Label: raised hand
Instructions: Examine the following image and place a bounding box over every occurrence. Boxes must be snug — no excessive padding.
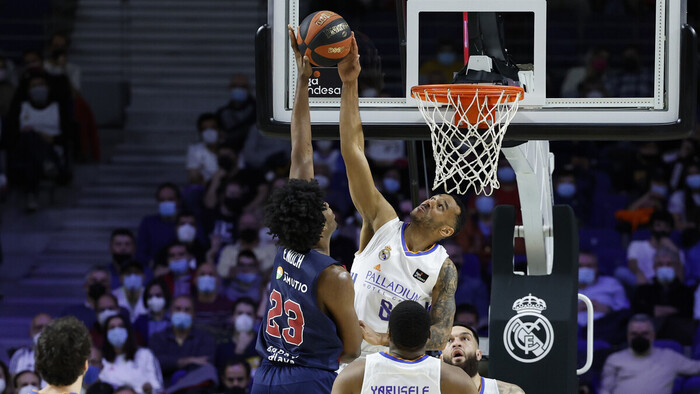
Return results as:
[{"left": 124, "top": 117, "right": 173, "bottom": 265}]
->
[
  {"left": 288, "top": 25, "right": 313, "bottom": 80},
  {"left": 337, "top": 33, "right": 361, "bottom": 83}
]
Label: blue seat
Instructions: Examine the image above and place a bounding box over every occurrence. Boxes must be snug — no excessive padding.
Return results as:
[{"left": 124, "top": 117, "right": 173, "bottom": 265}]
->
[
  {"left": 595, "top": 248, "right": 627, "bottom": 276},
  {"left": 580, "top": 228, "right": 623, "bottom": 250},
  {"left": 682, "top": 376, "right": 700, "bottom": 392},
  {"left": 655, "top": 339, "right": 683, "bottom": 354},
  {"left": 459, "top": 253, "right": 481, "bottom": 279}
]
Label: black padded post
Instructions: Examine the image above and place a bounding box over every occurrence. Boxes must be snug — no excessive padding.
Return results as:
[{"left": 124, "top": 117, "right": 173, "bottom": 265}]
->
[{"left": 488, "top": 205, "right": 579, "bottom": 394}]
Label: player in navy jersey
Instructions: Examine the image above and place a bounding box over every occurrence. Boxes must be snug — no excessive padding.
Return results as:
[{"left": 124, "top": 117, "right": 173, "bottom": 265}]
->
[{"left": 251, "top": 25, "right": 362, "bottom": 394}]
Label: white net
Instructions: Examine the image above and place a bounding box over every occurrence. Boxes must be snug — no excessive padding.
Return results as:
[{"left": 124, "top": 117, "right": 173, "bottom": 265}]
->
[{"left": 413, "top": 86, "right": 522, "bottom": 195}]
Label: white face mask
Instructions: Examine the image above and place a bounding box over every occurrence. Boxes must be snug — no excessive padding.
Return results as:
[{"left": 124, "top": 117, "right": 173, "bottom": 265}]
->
[
  {"left": 18, "top": 385, "right": 39, "bottom": 394},
  {"left": 32, "top": 332, "right": 41, "bottom": 345},
  {"left": 0, "top": 378, "right": 6, "bottom": 393},
  {"left": 201, "top": 128, "right": 219, "bottom": 145},
  {"left": 234, "top": 314, "right": 254, "bottom": 332},
  {"left": 177, "top": 223, "right": 196, "bottom": 243},
  {"left": 147, "top": 296, "right": 166, "bottom": 313},
  {"left": 97, "top": 309, "right": 119, "bottom": 326}
]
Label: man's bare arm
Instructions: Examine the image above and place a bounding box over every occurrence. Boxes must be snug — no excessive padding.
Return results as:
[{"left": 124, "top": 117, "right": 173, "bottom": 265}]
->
[
  {"left": 337, "top": 34, "right": 396, "bottom": 240},
  {"left": 425, "top": 258, "right": 457, "bottom": 350},
  {"left": 331, "top": 359, "right": 366, "bottom": 394},
  {"left": 287, "top": 25, "right": 314, "bottom": 181},
  {"left": 496, "top": 380, "right": 526, "bottom": 394},
  {"left": 318, "top": 265, "right": 362, "bottom": 363}
]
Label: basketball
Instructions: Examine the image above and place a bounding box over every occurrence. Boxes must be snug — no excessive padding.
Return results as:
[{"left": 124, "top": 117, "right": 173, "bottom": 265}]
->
[{"left": 297, "top": 11, "right": 352, "bottom": 67}]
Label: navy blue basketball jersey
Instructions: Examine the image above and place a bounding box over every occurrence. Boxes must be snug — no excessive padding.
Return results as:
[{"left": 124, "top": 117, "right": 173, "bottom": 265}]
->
[{"left": 256, "top": 247, "right": 344, "bottom": 371}]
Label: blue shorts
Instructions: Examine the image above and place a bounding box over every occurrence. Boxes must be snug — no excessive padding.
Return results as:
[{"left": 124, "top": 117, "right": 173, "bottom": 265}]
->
[{"left": 251, "top": 360, "right": 337, "bottom": 394}]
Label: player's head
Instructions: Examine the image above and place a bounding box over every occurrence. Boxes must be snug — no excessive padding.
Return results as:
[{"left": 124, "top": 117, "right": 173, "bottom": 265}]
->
[
  {"left": 263, "top": 178, "right": 336, "bottom": 252},
  {"left": 35, "top": 316, "right": 92, "bottom": 387},
  {"left": 442, "top": 324, "right": 481, "bottom": 377},
  {"left": 388, "top": 300, "right": 431, "bottom": 352},
  {"left": 410, "top": 194, "right": 466, "bottom": 240}
]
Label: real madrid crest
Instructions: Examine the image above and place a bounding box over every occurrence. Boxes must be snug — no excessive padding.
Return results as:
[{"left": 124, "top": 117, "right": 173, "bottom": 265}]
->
[
  {"left": 503, "top": 293, "right": 554, "bottom": 363},
  {"left": 378, "top": 246, "right": 391, "bottom": 261}
]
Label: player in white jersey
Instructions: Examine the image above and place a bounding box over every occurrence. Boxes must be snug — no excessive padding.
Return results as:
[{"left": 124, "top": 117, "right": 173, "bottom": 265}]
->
[
  {"left": 332, "top": 301, "right": 475, "bottom": 394},
  {"left": 442, "top": 324, "right": 525, "bottom": 394},
  {"left": 337, "top": 35, "right": 468, "bottom": 356}
]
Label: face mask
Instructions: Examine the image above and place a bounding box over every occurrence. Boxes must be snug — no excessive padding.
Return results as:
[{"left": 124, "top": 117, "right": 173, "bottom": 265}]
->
[
  {"left": 230, "top": 87, "right": 248, "bottom": 102},
  {"left": 83, "top": 365, "right": 100, "bottom": 386},
  {"left": 383, "top": 178, "right": 400, "bottom": 193},
  {"left": 630, "top": 336, "right": 650, "bottom": 354},
  {"left": 437, "top": 52, "right": 456, "bottom": 66},
  {"left": 107, "top": 327, "right": 128, "bottom": 348},
  {"left": 686, "top": 174, "right": 700, "bottom": 190},
  {"left": 123, "top": 274, "right": 143, "bottom": 291},
  {"left": 147, "top": 296, "right": 166, "bottom": 313},
  {"left": 239, "top": 228, "right": 258, "bottom": 244},
  {"left": 177, "top": 223, "right": 196, "bottom": 243},
  {"left": 0, "top": 378, "right": 5, "bottom": 393},
  {"left": 18, "top": 385, "right": 39, "bottom": 394},
  {"left": 88, "top": 282, "right": 107, "bottom": 301},
  {"left": 650, "top": 184, "right": 668, "bottom": 196},
  {"left": 218, "top": 156, "right": 235, "bottom": 172},
  {"left": 158, "top": 201, "right": 177, "bottom": 217},
  {"left": 171, "top": 312, "right": 193, "bottom": 330},
  {"left": 197, "top": 275, "right": 217, "bottom": 293},
  {"left": 32, "top": 332, "right": 41, "bottom": 345},
  {"left": 201, "top": 128, "right": 219, "bottom": 145},
  {"left": 497, "top": 167, "right": 516, "bottom": 183},
  {"left": 315, "top": 174, "right": 329, "bottom": 189},
  {"left": 316, "top": 140, "right": 333, "bottom": 151},
  {"left": 169, "top": 259, "right": 189, "bottom": 275},
  {"left": 475, "top": 196, "right": 495, "bottom": 214},
  {"left": 98, "top": 309, "right": 119, "bottom": 326},
  {"left": 361, "top": 87, "right": 379, "bottom": 97},
  {"left": 578, "top": 267, "right": 596, "bottom": 285},
  {"left": 113, "top": 253, "right": 132, "bottom": 264},
  {"left": 656, "top": 266, "right": 675, "bottom": 283},
  {"left": 224, "top": 197, "right": 240, "bottom": 212},
  {"left": 234, "top": 314, "right": 254, "bottom": 332},
  {"left": 651, "top": 229, "right": 670, "bottom": 240},
  {"left": 557, "top": 182, "right": 576, "bottom": 198},
  {"left": 29, "top": 85, "right": 48, "bottom": 105},
  {"left": 237, "top": 273, "right": 259, "bottom": 284}
]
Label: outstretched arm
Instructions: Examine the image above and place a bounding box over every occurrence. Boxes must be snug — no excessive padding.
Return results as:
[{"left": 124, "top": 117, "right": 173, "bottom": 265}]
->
[
  {"left": 288, "top": 25, "right": 314, "bottom": 181},
  {"left": 337, "top": 34, "right": 396, "bottom": 240},
  {"left": 425, "top": 258, "right": 457, "bottom": 350}
]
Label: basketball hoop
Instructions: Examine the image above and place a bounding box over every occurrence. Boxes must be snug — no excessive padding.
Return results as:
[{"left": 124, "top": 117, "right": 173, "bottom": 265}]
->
[{"left": 411, "top": 84, "right": 524, "bottom": 196}]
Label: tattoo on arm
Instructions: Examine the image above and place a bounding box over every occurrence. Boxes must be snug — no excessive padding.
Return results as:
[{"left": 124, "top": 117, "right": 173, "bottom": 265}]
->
[
  {"left": 497, "top": 381, "right": 525, "bottom": 394},
  {"left": 425, "top": 259, "right": 457, "bottom": 350}
]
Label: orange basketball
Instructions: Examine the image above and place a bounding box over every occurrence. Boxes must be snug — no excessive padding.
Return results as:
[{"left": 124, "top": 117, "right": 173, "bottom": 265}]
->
[{"left": 297, "top": 11, "right": 352, "bottom": 67}]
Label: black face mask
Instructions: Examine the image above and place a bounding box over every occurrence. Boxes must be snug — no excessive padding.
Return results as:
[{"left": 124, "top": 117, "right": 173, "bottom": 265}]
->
[
  {"left": 651, "top": 230, "right": 670, "bottom": 240},
  {"left": 113, "top": 253, "right": 132, "bottom": 264},
  {"left": 630, "top": 336, "right": 651, "bottom": 354},
  {"left": 88, "top": 283, "right": 107, "bottom": 301},
  {"left": 218, "top": 156, "right": 235, "bottom": 172},
  {"left": 239, "top": 228, "right": 258, "bottom": 244},
  {"left": 224, "top": 197, "right": 240, "bottom": 212}
]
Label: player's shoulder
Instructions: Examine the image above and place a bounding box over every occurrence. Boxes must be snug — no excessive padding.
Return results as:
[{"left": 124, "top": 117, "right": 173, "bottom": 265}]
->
[
  {"left": 337, "top": 358, "right": 367, "bottom": 384},
  {"left": 440, "top": 363, "right": 472, "bottom": 393},
  {"left": 494, "top": 378, "right": 526, "bottom": 394}
]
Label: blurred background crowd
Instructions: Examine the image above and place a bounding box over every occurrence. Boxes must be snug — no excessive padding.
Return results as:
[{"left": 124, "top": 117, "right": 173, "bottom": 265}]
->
[{"left": 0, "top": 0, "right": 698, "bottom": 394}]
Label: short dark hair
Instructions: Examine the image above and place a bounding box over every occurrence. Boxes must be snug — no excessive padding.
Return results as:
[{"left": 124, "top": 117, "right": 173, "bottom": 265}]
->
[
  {"left": 119, "top": 261, "right": 144, "bottom": 276},
  {"left": 263, "top": 179, "right": 326, "bottom": 252},
  {"left": 110, "top": 228, "right": 135, "bottom": 243},
  {"left": 13, "top": 370, "right": 39, "bottom": 389},
  {"left": 649, "top": 209, "right": 673, "bottom": 227},
  {"left": 102, "top": 315, "right": 137, "bottom": 362},
  {"left": 454, "top": 303, "right": 479, "bottom": 322},
  {"left": 35, "top": 316, "right": 91, "bottom": 386},
  {"left": 232, "top": 297, "right": 257, "bottom": 313},
  {"left": 452, "top": 322, "right": 480, "bottom": 345},
  {"left": 114, "top": 386, "right": 136, "bottom": 394},
  {"left": 388, "top": 300, "right": 431, "bottom": 350},
  {"left": 86, "top": 382, "right": 115, "bottom": 394},
  {"left": 222, "top": 358, "right": 252, "bottom": 377},
  {"left": 141, "top": 278, "right": 172, "bottom": 310},
  {"left": 155, "top": 182, "right": 181, "bottom": 201},
  {"left": 448, "top": 194, "right": 467, "bottom": 237},
  {"left": 197, "top": 113, "right": 218, "bottom": 131},
  {"left": 237, "top": 249, "right": 258, "bottom": 262}
]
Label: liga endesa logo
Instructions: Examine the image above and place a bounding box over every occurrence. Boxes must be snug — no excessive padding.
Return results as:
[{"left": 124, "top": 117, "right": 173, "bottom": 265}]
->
[{"left": 308, "top": 69, "right": 342, "bottom": 96}]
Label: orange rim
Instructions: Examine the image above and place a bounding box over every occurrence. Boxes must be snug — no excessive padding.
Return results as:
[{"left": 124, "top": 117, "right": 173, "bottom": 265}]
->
[{"left": 411, "top": 84, "right": 524, "bottom": 106}]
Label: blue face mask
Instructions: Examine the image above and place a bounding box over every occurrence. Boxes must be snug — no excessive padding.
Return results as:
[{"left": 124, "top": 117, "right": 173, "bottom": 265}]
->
[
  {"left": 238, "top": 273, "right": 259, "bottom": 284},
  {"left": 437, "top": 52, "right": 456, "bottom": 66},
  {"left": 578, "top": 267, "right": 596, "bottom": 285},
  {"left": 230, "top": 88, "right": 248, "bottom": 103},
  {"left": 656, "top": 266, "right": 675, "bottom": 283},
  {"left": 497, "top": 167, "right": 516, "bottom": 183},
  {"left": 557, "top": 182, "right": 576, "bottom": 198},
  {"left": 383, "top": 178, "right": 401, "bottom": 193},
  {"left": 197, "top": 275, "right": 217, "bottom": 293},
  {"left": 83, "top": 365, "right": 100, "bottom": 386},
  {"left": 159, "top": 201, "right": 177, "bottom": 217},
  {"left": 171, "top": 312, "right": 193, "bottom": 330},
  {"left": 169, "top": 259, "right": 189, "bottom": 275},
  {"left": 686, "top": 174, "right": 700, "bottom": 190},
  {"left": 123, "top": 274, "right": 143, "bottom": 291},
  {"left": 475, "top": 196, "right": 495, "bottom": 214},
  {"left": 650, "top": 184, "right": 668, "bottom": 196},
  {"left": 107, "top": 327, "right": 128, "bottom": 348}
]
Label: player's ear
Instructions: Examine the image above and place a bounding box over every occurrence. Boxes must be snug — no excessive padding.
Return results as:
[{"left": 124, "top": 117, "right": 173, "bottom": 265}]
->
[
  {"left": 476, "top": 349, "right": 482, "bottom": 361},
  {"left": 84, "top": 359, "right": 89, "bottom": 374},
  {"left": 439, "top": 225, "right": 454, "bottom": 238}
]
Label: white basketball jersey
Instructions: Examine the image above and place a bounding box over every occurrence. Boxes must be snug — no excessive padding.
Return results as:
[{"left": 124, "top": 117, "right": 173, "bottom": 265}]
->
[
  {"left": 361, "top": 352, "right": 442, "bottom": 394},
  {"left": 351, "top": 218, "right": 448, "bottom": 355},
  {"left": 481, "top": 377, "right": 500, "bottom": 394}
]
